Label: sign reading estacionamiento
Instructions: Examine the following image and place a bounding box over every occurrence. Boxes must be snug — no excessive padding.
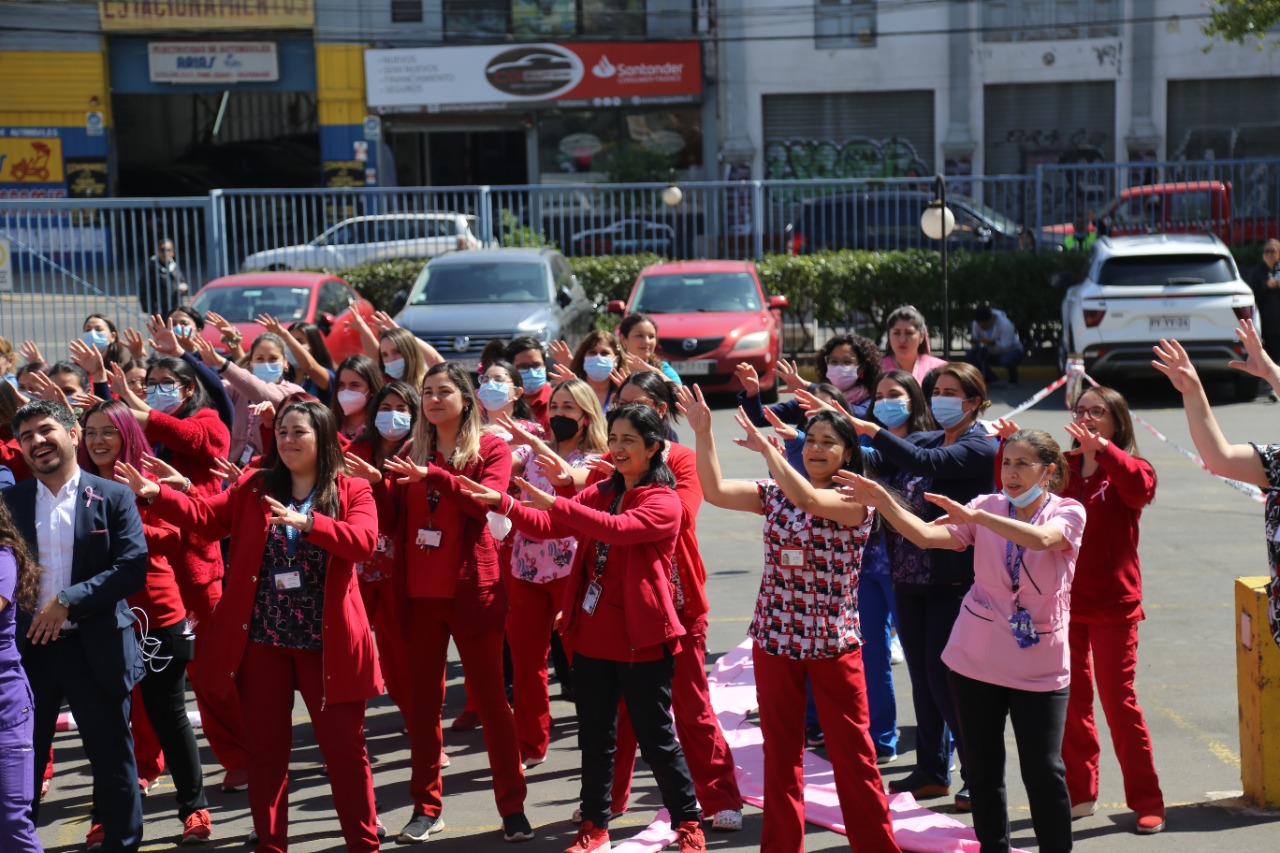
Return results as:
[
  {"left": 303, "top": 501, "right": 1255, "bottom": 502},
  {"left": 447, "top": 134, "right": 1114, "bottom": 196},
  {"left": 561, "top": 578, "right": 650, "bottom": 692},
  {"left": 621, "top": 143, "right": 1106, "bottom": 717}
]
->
[{"left": 99, "top": 1, "right": 314, "bottom": 31}]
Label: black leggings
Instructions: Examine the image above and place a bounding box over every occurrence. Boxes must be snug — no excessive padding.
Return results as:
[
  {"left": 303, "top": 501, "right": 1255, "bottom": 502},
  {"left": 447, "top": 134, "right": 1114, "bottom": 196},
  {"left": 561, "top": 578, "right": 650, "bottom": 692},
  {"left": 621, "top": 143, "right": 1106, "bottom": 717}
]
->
[{"left": 138, "top": 621, "right": 207, "bottom": 820}]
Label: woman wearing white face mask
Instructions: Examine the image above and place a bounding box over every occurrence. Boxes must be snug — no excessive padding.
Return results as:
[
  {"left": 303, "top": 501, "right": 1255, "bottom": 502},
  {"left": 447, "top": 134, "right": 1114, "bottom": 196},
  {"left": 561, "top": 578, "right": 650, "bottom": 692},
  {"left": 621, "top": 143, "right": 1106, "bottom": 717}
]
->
[
  {"left": 343, "top": 380, "right": 420, "bottom": 734},
  {"left": 379, "top": 328, "right": 428, "bottom": 390},
  {"left": 844, "top": 430, "right": 1085, "bottom": 853},
  {"left": 739, "top": 335, "right": 882, "bottom": 431},
  {"left": 81, "top": 313, "right": 128, "bottom": 370},
  {"left": 477, "top": 361, "right": 544, "bottom": 440},
  {"left": 330, "top": 355, "right": 384, "bottom": 442},
  {"left": 191, "top": 332, "right": 304, "bottom": 466},
  {"left": 843, "top": 362, "right": 996, "bottom": 812}
]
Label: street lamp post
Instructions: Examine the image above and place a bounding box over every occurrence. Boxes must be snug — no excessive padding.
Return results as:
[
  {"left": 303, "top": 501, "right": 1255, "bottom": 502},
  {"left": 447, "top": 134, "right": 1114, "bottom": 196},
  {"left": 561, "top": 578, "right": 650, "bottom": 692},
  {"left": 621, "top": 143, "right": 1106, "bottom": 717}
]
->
[{"left": 920, "top": 174, "right": 956, "bottom": 359}]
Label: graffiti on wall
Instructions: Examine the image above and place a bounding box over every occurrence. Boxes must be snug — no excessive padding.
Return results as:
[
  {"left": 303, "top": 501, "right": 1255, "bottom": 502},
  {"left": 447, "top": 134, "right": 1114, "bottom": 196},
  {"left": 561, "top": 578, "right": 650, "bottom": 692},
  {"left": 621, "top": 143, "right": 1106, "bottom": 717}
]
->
[{"left": 764, "top": 137, "right": 931, "bottom": 181}]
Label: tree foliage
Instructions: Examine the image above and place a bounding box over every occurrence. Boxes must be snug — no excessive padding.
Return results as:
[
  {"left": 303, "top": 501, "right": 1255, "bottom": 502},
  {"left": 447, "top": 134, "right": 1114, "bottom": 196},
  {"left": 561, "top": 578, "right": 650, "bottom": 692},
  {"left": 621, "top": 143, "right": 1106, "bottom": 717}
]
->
[{"left": 1203, "top": 0, "right": 1280, "bottom": 46}]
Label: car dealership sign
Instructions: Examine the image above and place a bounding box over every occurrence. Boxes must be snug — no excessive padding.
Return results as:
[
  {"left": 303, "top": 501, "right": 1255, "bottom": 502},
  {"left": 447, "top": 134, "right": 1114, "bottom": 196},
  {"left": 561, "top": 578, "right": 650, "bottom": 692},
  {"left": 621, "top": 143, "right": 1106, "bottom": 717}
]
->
[{"left": 365, "top": 42, "right": 702, "bottom": 113}]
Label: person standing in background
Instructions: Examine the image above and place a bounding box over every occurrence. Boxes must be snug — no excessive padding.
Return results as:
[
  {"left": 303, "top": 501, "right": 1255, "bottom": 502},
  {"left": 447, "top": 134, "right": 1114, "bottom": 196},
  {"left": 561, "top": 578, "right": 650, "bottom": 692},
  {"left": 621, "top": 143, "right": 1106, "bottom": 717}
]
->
[
  {"left": 138, "top": 238, "right": 188, "bottom": 319},
  {"left": 1246, "top": 240, "right": 1280, "bottom": 399}
]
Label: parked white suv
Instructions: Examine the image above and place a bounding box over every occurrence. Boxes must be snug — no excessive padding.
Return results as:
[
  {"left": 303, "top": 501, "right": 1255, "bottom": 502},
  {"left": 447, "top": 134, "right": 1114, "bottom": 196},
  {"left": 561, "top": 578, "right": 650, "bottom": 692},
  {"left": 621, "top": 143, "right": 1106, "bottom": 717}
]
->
[
  {"left": 1058, "top": 234, "right": 1257, "bottom": 400},
  {"left": 240, "top": 213, "right": 479, "bottom": 271}
]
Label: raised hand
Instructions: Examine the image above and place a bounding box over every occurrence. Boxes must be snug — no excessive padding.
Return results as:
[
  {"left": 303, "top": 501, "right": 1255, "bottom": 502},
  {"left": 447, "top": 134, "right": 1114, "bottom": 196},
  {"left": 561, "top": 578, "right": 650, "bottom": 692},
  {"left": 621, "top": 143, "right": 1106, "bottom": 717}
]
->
[
  {"left": 255, "top": 313, "right": 287, "bottom": 338},
  {"left": 248, "top": 400, "right": 276, "bottom": 427},
  {"left": 191, "top": 333, "right": 225, "bottom": 369},
  {"left": 731, "top": 407, "right": 771, "bottom": 454},
  {"left": 776, "top": 358, "right": 806, "bottom": 394},
  {"left": 1228, "top": 318, "right": 1278, "bottom": 380},
  {"left": 19, "top": 340, "right": 44, "bottom": 365},
  {"left": 109, "top": 363, "right": 147, "bottom": 412},
  {"left": 140, "top": 454, "right": 187, "bottom": 489},
  {"left": 146, "top": 314, "right": 181, "bottom": 357},
  {"left": 122, "top": 327, "right": 147, "bottom": 360},
  {"left": 1064, "top": 420, "right": 1108, "bottom": 455},
  {"left": 608, "top": 367, "right": 629, "bottom": 387},
  {"left": 343, "top": 451, "right": 383, "bottom": 483},
  {"left": 113, "top": 460, "right": 160, "bottom": 501},
  {"left": 204, "top": 310, "right": 234, "bottom": 335},
  {"left": 25, "top": 371, "right": 71, "bottom": 411},
  {"left": 923, "top": 491, "right": 973, "bottom": 524},
  {"left": 624, "top": 352, "right": 657, "bottom": 374},
  {"left": 263, "top": 496, "right": 311, "bottom": 531},
  {"left": 549, "top": 363, "right": 577, "bottom": 384},
  {"left": 674, "top": 383, "right": 712, "bottom": 434},
  {"left": 534, "top": 450, "right": 574, "bottom": 488},
  {"left": 795, "top": 387, "right": 839, "bottom": 417},
  {"left": 384, "top": 454, "right": 429, "bottom": 484},
  {"left": 547, "top": 339, "right": 573, "bottom": 367},
  {"left": 371, "top": 311, "right": 399, "bottom": 333},
  {"left": 70, "top": 392, "right": 105, "bottom": 411},
  {"left": 494, "top": 412, "right": 541, "bottom": 448},
  {"left": 734, "top": 362, "right": 760, "bottom": 397},
  {"left": 1151, "top": 338, "right": 1201, "bottom": 395},
  {"left": 456, "top": 474, "right": 504, "bottom": 507},
  {"left": 992, "top": 417, "right": 1021, "bottom": 441},
  {"left": 68, "top": 337, "right": 107, "bottom": 382},
  {"left": 833, "top": 471, "right": 886, "bottom": 508},
  {"left": 761, "top": 406, "right": 798, "bottom": 442},
  {"left": 210, "top": 457, "right": 244, "bottom": 483},
  {"left": 586, "top": 457, "right": 616, "bottom": 480},
  {"left": 513, "top": 475, "right": 556, "bottom": 510}
]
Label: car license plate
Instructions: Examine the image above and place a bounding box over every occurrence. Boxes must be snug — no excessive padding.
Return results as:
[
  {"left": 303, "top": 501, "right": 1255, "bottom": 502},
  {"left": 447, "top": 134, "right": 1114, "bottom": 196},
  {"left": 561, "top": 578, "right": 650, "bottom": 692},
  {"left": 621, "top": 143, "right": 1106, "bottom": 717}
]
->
[
  {"left": 1149, "top": 316, "right": 1190, "bottom": 333},
  {"left": 670, "top": 360, "right": 714, "bottom": 376}
]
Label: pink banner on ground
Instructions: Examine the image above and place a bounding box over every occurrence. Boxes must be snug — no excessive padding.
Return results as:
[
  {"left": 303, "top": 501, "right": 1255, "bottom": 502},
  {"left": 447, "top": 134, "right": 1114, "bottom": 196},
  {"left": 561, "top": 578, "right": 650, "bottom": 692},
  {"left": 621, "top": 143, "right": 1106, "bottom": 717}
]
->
[{"left": 613, "top": 640, "right": 1028, "bottom": 853}]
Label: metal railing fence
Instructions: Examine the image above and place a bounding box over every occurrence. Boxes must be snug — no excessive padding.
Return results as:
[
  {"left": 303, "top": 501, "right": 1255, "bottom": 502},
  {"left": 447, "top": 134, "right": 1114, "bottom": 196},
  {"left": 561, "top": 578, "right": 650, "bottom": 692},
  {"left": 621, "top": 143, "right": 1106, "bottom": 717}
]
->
[{"left": 2, "top": 157, "right": 1276, "bottom": 358}]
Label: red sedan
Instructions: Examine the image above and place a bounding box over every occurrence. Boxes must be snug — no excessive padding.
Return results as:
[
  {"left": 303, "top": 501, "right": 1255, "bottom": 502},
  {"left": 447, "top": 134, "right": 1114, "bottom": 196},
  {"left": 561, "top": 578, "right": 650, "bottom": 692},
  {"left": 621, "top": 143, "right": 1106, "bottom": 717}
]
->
[
  {"left": 189, "top": 272, "right": 376, "bottom": 361},
  {"left": 607, "top": 261, "right": 788, "bottom": 398}
]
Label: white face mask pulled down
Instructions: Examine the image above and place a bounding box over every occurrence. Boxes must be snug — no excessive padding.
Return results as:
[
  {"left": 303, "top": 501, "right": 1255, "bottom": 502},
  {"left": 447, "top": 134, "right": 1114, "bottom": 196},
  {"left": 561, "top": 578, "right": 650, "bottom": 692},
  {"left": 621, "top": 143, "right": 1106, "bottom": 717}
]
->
[{"left": 487, "top": 511, "right": 513, "bottom": 541}]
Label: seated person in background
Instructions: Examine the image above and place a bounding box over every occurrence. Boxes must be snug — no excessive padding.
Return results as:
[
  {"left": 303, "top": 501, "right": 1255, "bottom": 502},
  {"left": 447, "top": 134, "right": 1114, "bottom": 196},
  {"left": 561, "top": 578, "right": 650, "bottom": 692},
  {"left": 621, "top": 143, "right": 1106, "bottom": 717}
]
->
[{"left": 966, "top": 306, "right": 1024, "bottom": 386}]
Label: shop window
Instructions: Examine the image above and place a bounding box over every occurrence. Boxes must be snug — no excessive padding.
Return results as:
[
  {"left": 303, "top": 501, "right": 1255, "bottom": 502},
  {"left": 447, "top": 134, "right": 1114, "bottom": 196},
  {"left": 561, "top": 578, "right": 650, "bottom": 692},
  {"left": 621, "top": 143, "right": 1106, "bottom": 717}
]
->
[
  {"left": 444, "top": 0, "right": 508, "bottom": 40},
  {"left": 815, "top": 0, "right": 876, "bottom": 49},
  {"left": 982, "top": 0, "right": 1119, "bottom": 42},
  {"left": 583, "top": 0, "right": 646, "bottom": 37},
  {"left": 539, "top": 107, "right": 703, "bottom": 182},
  {"left": 513, "top": 0, "right": 577, "bottom": 37},
  {"left": 391, "top": 0, "right": 423, "bottom": 23}
]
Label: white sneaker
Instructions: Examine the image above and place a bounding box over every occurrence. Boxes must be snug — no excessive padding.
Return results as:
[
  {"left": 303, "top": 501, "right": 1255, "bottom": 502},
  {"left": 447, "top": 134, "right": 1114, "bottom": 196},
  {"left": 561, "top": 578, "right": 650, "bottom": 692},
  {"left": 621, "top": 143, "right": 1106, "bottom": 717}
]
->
[
  {"left": 1071, "top": 800, "right": 1097, "bottom": 819},
  {"left": 522, "top": 755, "right": 546, "bottom": 770},
  {"left": 711, "top": 809, "right": 742, "bottom": 832},
  {"left": 889, "top": 635, "right": 905, "bottom": 665}
]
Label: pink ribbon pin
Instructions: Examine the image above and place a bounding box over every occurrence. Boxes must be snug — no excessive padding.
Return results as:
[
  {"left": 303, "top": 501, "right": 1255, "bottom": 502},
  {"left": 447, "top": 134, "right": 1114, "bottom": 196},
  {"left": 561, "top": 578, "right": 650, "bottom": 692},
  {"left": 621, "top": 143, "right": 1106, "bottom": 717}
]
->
[{"left": 84, "top": 486, "right": 104, "bottom": 508}]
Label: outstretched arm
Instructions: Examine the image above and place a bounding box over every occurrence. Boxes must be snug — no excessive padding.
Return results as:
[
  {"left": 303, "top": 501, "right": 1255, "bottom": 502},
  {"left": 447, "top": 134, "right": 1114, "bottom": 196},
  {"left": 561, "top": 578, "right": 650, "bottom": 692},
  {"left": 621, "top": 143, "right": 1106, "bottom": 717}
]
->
[{"left": 677, "top": 385, "right": 763, "bottom": 514}]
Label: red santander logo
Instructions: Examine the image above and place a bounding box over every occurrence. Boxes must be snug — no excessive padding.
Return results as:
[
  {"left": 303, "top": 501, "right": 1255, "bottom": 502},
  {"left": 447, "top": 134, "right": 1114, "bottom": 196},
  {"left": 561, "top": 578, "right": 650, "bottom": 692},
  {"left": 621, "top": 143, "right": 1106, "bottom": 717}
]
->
[{"left": 485, "top": 46, "right": 583, "bottom": 98}]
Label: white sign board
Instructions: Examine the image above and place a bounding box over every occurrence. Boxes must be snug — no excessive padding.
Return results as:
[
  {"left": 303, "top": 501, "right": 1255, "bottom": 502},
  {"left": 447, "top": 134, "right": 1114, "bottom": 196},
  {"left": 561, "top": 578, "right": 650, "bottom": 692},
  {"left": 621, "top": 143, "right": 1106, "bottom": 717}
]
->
[
  {"left": 0, "top": 237, "right": 11, "bottom": 292},
  {"left": 148, "top": 42, "right": 279, "bottom": 84}
]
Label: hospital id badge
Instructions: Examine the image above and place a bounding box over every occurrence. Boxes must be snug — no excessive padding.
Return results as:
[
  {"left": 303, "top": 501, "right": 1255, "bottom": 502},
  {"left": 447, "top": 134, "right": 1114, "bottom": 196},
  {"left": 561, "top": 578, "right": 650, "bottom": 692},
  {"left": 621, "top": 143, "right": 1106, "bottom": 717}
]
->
[
  {"left": 273, "top": 569, "right": 302, "bottom": 591},
  {"left": 582, "top": 581, "right": 603, "bottom": 615},
  {"left": 239, "top": 444, "right": 255, "bottom": 465},
  {"left": 416, "top": 528, "right": 442, "bottom": 548},
  {"left": 779, "top": 547, "right": 806, "bottom": 568}
]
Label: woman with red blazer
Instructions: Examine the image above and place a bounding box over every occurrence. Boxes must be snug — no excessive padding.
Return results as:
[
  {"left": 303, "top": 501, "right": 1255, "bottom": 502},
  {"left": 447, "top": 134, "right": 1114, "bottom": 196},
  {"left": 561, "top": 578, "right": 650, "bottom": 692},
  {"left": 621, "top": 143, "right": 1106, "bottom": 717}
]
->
[
  {"left": 459, "top": 403, "right": 706, "bottom": 853},
  {"left": 382, "top": 362, "right": 531, "bottom": 844},
  {"left": 116, "top": 400, "right": 381, "bottom": 852}
]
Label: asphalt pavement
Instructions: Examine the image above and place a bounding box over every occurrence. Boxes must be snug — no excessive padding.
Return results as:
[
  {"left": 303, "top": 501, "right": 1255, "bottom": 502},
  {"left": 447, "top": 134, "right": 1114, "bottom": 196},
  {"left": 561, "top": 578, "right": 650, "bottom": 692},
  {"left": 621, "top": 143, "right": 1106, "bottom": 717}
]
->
[{"left": 30, "top": 376, "right": 1280, "bottom": 851}]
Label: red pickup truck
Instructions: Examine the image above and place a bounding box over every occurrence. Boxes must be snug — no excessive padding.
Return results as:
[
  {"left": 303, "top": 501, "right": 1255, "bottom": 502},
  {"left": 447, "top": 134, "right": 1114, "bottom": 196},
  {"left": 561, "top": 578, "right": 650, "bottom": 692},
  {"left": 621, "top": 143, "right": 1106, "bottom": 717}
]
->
[{"left": 1044, "top": 181, "right": 1276, "bottom": 246}]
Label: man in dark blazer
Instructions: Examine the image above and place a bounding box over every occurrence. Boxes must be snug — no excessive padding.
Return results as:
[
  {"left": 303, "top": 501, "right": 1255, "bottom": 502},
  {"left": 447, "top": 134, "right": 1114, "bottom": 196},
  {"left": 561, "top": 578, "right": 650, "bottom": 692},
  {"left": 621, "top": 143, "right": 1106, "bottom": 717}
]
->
[{"left": 1, "top": 399, "right": 148, "bottom": 852}]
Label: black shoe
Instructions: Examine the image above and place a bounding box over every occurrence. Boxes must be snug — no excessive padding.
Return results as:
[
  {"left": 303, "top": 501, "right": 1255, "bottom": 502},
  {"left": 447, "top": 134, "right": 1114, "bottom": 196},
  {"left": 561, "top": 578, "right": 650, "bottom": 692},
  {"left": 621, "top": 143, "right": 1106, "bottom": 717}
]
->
[
  {"left": 398, "top": 812, "right": 445, "bottom": 843},
  {"left": 502, "top": 812, "right": 534, "bottom": 842},
  {"left": 804, "top": 724, "right": 825, "bottom": 747},
  {"left": 887, "top": 771, "right": 950, "bottom": 798},
  {"left": 954, "top": 787, "right": 971, "bottom": 812}
]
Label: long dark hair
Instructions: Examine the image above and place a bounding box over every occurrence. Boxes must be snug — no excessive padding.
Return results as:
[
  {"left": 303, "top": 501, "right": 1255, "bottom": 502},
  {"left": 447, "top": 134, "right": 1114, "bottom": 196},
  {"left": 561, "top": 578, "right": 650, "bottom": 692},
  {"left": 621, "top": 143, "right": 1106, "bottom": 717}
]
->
[
  {"left": 482, "top": 359, "right": 534, "bottom": 422},
  {"left": 606, "top": 403, "right": 675, "bottom": 492},
  {"left": 874, "top": 370, "right": 937, "bottom": 433},
  {"left": 257, "top": 401, "right": 343, "bottom": 517},
  {"left": 289, "top": 321, "right": 335, "bottom": 371},
  {"left": 1071, "top": 385, "right": 1140, "bottom": 457},
  {"left": 0, "top": 498, "right": 41, "bottom": 613},
  {"left": 804, "top": 410, "right": 866, "bottom": 477},
  {"left": 816, "top": 334, "right": 882, "bottom": 400},
  {"left": 366, "top": 380, "right": 419, "bottom": 467},
  {"left": 148, "top": 356, "right": 211, "bottom": 421},
  {"left": 618, "top": 312, "right": 665, "bottom": 370},
  {"left": 617, "top": 370, "right": 681, "bottom": 429},
  {"left": 330, "top": 354, "right": 384, "bottom": 425},
  {"left": 84, "top": 313, "right": 128, "bottom": 369}
]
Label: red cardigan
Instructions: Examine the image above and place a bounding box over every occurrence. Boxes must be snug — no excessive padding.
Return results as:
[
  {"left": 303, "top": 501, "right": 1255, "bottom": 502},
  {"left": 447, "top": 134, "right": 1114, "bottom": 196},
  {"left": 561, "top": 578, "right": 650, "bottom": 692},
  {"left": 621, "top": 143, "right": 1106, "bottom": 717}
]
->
[
  {"left": 581, "top": 443, "right": 709, "bottom": 621},
  {"left": 394, "top": 432, "right": 512, "bottom": 635},
  {"left": 1062, "top": 441, "right": 1156, "bottom": 620},
  {"left": 507, "top": 480, "right": 684, "bottom": 655},
  {"left": 150, "top": 471, "right": 381, "bottom": 705},
  {"left": 132, "top": 503, "right": 187, "bottom": 630},
  {"left": 0, "top": 439, "right": 30, "bottom": 481},
  {"left": 145, "top": 407, "right": 231, "bottom": 586}
]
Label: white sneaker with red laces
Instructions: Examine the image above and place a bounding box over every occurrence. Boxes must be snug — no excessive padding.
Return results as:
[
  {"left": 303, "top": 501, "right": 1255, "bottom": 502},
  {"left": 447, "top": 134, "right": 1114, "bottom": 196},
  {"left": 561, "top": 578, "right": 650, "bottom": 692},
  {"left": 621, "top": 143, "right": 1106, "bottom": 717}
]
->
[{"left": 564, "top": 819, "right": 610, "bottom": 852}]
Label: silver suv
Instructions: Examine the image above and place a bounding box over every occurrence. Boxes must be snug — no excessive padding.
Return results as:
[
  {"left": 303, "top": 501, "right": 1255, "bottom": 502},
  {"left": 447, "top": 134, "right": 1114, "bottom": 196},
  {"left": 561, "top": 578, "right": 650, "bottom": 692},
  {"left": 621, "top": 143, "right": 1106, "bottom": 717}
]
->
[{"left": 1058, "top": 234, "right": 1257, "bottom": 400}]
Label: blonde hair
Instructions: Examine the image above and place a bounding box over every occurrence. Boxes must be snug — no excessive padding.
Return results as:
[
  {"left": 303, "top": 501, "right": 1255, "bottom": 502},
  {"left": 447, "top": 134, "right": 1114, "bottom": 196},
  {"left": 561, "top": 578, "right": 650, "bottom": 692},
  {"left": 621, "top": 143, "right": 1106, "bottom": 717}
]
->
[
  {"left": 553, "top": 378, "right": 608, "bottom": 455},
  {"left": 381, "top": 327, "right": 427, "bottom": 391},
  {"left": 410, "top": 362, "right": 484, "bottom": 469}
]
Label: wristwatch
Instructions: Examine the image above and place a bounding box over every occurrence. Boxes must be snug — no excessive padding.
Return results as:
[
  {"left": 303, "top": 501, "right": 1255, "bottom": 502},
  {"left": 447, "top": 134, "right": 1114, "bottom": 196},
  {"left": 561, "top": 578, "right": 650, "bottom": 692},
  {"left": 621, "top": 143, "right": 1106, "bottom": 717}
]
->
[{"left": 56, "top": 590, "right": 70, "bottom": 609}]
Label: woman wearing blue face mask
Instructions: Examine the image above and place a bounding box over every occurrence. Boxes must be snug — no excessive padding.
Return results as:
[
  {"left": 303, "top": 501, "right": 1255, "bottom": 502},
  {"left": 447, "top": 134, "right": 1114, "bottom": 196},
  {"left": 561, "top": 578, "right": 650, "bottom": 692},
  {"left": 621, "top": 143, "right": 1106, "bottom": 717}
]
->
[
  {"left": 505, "top": 337, "right": 551, "bottom": 432},
  {"left": 844, "top": 361, "right": 996, "bottom": 812},
  {"left": 191, "top": 331, "right": 304, "bottom": 466},
  {"left": 564, "top": 331, "right": 623, "bottom": 410},
  {"left": 82, "top": 313, "right": 128, "bottom": 370},
  {"left": 476, "top": 361, "right": 542, "bottom": 438}
]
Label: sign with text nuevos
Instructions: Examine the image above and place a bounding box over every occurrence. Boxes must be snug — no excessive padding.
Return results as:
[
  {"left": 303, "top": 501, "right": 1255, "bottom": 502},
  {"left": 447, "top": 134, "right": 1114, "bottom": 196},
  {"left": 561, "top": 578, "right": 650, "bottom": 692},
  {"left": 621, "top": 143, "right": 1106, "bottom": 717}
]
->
[
  {"left": 149, "top": 42, "right": 279, "bottom": 83},
  {"left": 365, "top": 42, "right": 702, "bottom": 114}
]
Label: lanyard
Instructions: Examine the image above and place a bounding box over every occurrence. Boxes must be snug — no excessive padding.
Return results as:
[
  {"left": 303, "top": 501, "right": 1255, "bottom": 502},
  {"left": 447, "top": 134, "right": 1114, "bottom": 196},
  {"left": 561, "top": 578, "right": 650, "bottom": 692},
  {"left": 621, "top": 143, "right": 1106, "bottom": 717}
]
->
[
  {"left": 1003, "top": 496, "right": 1050, "bottom": 594},
  {"left": 285, "top": 489, "right": 315, "bottom": 560},
  {"left": 590, "top": 489, "right": 625, "bottom": 583}
]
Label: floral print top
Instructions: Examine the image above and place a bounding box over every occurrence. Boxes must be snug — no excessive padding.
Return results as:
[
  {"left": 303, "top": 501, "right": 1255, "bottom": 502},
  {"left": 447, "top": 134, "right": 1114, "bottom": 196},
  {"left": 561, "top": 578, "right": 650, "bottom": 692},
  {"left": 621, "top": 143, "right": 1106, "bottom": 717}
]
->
[
  {"left": 1250, "top": 443, "right": 1280, "bottom": 647},
  {"left": 251, "top": 506, "right": 327, "bottom": 650},
  {"left": 749, "top": 480, "right": 874, "bottom": 660},
  {"left": 511, "top": 446, "right": 599, "bottom": 584}
]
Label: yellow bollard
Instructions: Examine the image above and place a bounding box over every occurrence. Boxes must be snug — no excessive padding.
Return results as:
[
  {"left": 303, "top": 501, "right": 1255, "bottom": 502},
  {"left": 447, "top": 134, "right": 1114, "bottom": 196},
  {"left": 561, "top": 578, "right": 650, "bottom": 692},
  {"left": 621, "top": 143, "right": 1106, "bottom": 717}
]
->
[{"left": 1236, "top": 576, "right": 1280, "bottom": 808}]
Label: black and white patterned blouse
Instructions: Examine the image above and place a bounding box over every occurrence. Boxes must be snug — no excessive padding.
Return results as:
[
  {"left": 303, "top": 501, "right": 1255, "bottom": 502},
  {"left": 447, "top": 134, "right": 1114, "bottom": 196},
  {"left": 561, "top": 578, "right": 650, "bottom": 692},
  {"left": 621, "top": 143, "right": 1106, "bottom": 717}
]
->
[{"left": 1250, "top": 443, "right": 1280, "bottom": 647}]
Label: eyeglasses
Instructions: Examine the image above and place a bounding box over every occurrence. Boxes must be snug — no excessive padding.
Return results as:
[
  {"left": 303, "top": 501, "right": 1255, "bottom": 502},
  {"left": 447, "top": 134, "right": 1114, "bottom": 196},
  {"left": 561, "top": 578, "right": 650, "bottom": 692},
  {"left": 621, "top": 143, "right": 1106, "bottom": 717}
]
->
[
  {"left": 1072, "top": 406, "right": 1107, "bottom": 420},
  {"left": 83, "top": 427, "right": 120, "bottom": 441},
  {"left": 145, "top": 381, "right": 180, "bottom": 393}
]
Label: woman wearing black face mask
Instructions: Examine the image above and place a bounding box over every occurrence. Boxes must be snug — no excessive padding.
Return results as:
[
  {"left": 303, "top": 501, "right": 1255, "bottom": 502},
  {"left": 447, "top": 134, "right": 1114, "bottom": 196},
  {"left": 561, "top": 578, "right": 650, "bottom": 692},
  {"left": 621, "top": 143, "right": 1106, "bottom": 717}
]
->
[{"left": 493, "top": 379, "right": 608, "bottom": 767}]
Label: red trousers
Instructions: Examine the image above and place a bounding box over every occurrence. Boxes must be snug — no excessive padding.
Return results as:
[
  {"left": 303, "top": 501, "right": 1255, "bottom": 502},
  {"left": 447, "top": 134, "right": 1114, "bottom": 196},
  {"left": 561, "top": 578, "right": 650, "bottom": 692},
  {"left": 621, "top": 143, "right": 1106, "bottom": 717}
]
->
[
  {"left": 408, "top": 597, "right": 527, "bottom": 818},
  {"left": 132, "top": 684, "right": 163, "bottom": 781},
  {"left": 181, "top": 577, "right": 248, "bottom": 774},
  {"left": 1062, "top": 619, "right": 1165, "bottom": 816},
  {"left": 238, "top": 641, "right": 378, "bottom": 853},
  {"left": 360, "top": 576, "right": 413, "bottom": 725},
  {"left": 506, "top": 574, "right": 572, "bottom": 762},
  {"left": 611, "top": 613, "right": 742, "bottom": 815},
  {"left": 752, "top": 643, "right": 900, "bottom": 853}
]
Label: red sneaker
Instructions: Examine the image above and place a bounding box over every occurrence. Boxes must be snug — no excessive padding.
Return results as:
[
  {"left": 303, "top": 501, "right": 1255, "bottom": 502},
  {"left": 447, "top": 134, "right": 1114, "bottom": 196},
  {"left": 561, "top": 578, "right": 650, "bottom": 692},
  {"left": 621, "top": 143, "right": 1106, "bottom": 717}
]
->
[
  {"left": 85, "top": 823, "right": 105, "bottom": 850},
  {"left": 564, "top": 819, "right": 610, "bottom": 852},
  {"left": 676, "top": 820, "right": 705, "bottom": 852},
  {"left": 182, "top": 809, "right": 212, "bottom": 844}
]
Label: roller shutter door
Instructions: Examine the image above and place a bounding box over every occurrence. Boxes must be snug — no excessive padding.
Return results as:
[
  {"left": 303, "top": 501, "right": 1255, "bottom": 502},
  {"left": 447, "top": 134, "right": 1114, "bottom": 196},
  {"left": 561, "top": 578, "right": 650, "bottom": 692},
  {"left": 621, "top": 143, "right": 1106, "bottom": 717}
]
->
[
  {"left": 1168, "top": 78, "right": 1280, "bottom": 160},
  {"left": 983, "top": 82, "right": 1116, "bottom": 175}
]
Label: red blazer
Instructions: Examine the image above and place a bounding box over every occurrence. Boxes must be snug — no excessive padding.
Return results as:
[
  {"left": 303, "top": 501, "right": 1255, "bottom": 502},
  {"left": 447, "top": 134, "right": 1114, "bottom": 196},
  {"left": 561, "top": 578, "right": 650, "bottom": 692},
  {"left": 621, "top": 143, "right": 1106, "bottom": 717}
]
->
[
  {"left": 507, "top": 480, "right": 684, "bottom": 653},
  {"left": 145, "top": 407, "right": 231, "bottom": 586},
  {"left": 580, "top": 442, "right": 709, "bottom": 621},
  {"left": 150, "top": 471, "right": 381, "bottom": 705},
  {"left": 131, "top": 502, "right": 187, "bottom": 629},
  {"left": 0, "top": 438, "right": 31, "bottom": 481}
]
